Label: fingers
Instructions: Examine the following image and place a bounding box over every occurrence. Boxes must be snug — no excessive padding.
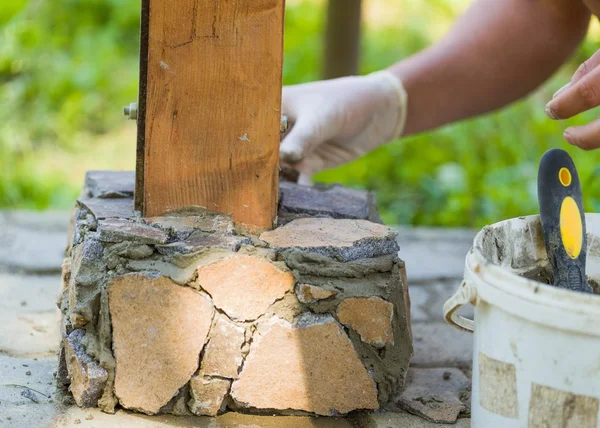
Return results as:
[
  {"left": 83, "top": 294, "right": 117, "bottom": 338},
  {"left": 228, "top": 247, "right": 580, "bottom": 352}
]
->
[
  {"left": 279, "top": 118, "right": 317, "bottom": 163},
  {"left": 564, "top": 118, "right": 600, "bottom": 150},
  {"left": 572, "top": 50, "right": 600, "bottom": 85},
  {"left": 546, "top": 64, "right": 600, "bottom": 120}
]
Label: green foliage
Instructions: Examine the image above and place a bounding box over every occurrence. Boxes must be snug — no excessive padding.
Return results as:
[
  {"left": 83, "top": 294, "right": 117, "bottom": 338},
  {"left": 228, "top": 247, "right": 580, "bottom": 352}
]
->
[{"left": 1, "top": 0, "right": 600, "bottom": 228}]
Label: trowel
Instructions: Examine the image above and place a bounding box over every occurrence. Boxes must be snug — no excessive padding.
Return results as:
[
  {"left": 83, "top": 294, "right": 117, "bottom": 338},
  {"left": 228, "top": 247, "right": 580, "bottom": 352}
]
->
[{"left": 537, "top": 148, "right": 593, "bottom": 293}]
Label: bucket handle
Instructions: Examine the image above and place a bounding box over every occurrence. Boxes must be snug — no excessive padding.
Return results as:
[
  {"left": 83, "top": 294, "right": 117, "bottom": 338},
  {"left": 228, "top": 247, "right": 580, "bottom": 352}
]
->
[{"left": 443, "top": 280, "right": 477, "bottom": 333}]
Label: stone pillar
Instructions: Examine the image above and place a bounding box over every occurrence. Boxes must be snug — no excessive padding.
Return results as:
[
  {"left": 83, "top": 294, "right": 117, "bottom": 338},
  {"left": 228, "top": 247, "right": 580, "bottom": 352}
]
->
[{"left": 57, "top": 172, "right": 413, "bottom": 417}]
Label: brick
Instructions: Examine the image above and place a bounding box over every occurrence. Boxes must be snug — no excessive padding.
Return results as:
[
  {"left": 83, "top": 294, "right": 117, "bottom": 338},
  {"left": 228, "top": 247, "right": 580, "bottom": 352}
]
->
[
  {"left": 188, "top": 376, "right": 231, "bottom": 416},
  {"left": 231, "top": 316, "right": 378, "bottom": 415},
  {"left": 337, "top": 297, "right": 394, "bottom": 347},
  {"left": 197, "top": 255, "right": 294, "bottom": 322},
  {"left": 109, "top": 274, "right": 214, "bottom": 414},
  {"left": 64, "top": 329, "right": 108, "bottom": 407},
  {"left": 260, "top": 218, "right": 399, "bottom": 262},
  {"left": 200, "top": 316, "right": 246, "bottom": 379}
]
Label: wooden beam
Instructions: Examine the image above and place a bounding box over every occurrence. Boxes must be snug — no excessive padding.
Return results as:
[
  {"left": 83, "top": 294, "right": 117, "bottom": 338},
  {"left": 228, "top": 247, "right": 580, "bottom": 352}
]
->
[
  {"left": 136, "top": 0, "right": 285, "bottom": 230},
  {"left": 323, "top": 0, "right": 362, "bottom": 79}
]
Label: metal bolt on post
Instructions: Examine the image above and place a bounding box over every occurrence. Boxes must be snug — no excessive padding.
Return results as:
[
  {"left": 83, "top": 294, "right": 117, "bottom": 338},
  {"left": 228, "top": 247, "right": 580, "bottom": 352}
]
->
[{"left": 123, "top": 103, "right": 138, "bottom": 120}]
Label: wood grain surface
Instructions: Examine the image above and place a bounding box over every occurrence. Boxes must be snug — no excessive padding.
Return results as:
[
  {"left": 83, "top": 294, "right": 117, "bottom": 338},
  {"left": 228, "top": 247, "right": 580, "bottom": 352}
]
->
[{"left": 138, "top": 0, "right": 285, "bottom": 230}]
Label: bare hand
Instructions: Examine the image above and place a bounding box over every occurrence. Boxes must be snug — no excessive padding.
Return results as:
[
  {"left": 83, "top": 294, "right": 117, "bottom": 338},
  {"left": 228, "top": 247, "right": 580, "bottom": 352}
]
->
[{"left": 545, "top": 49, "right": 600, "bottom": 150}]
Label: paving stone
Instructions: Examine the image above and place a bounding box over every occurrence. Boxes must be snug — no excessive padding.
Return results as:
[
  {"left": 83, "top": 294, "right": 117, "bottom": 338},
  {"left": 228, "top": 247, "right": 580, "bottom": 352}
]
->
[
  {"left": 408, "top": 285, "right": 430, "bottom": 323},
  {"left": 396, "top": 227, "right": 475, "bottom": 283},
  {"left": 97, "top": 219, "right": 168, "bottom": 244},
  {"left": 0, "top": 211, "right": 68, "bottom": 273},
  {"left": 411, "top": 323, "right": 473, "bottom": 368},
  {"left": 83, "top": 171, "right": 135, "bottom": 198},
  {"left": 188, "top": 376, "right": 230, "bottom": 416},
  {"left": 108, "top": 274, "right": 214, "bottom": 414},
  {"left": 0, "top": 274, "right": 61, "bottom": 358},
  {"left": 337, "top": 297, "right": 394, "bottom": 347},
  {"left": 296, "top": 283, "right": 337, "bottom": 304},
  {"left": 77, "top": 197, "right": 135, "bottom": 221},
  {"left": 390, "top": 368, "right": 470, "bottom": 423},
  {"left": 278, "top": 181, "right": 381, "bottom": 225},
  {"left": 63, "top": 329, "right": 108, "bottom": 408},
  {"left": 231, "top": 316, "right": 378, "bottom": 415},
  {"left": 200, "top": 316, "right": 246, "bottom": 379},
  {"left": 420, "top": 281, "right": 475, "bottom": 322},
  {"left": 197, "top": 255, "right": 295, "bottom": 322},
  {"left": 261, "top": 218, "right": 399, "bottom": 262}
]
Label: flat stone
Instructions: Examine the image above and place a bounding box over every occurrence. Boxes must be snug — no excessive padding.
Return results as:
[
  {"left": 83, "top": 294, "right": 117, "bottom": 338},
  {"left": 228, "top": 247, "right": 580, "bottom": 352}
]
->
[
  {"left": 200, "top": 316, "right": 246, "bottom": 379},
  {"left": 231, "top": 317, "right": 378, "bottom": 415},
  {"left": 155, "top": 231, "right": 248, "bottom": 255},
  {"left": 0, "top": 274, "right": 62, "bottom": 358},
  {"left": 197, "top": 255, "right": 294, "bottom": 322},
  {"left": 69, "top": 240, "right": 105, "bottom": 328},
  {"left": 104, "top": 242, "right": 154, "bottom": 260},
  {"left": 188, "top": 376, "right": 231, "bottom": 416},
  {"left": 83, "top": 171, "right": 135, "bottom": 199},
  {"left": 144, "top": 213, "right": 234, "bottom": 240},
  {"left": 278, "top": 181, "right": 381, "bottom": 225},
  {"left": 390, "top": 368, "right": 470, "bottom": 424},
  {"left": 64, "top": 329, "right": 108, "bottom": 408},
  {"left": 395, "top": 227, "right": 475, "bottom": 283},
  {"left": 284, "top": 252, "right": 397, "bottom": 278},
  {"left": 261, "top": 218, "right": 399, "bottom": 262},
  {"left": 296, "top": 283, "right": 337, "bottom": 304},
  {"left": 0, "top": 210, "right": 68, "bottom": 273},
  {"left": 337, "top": 297, "right": 394, "bottom": 347},
  {"left": 97, "top": 219, "right": 168, "bottom": 244},
  {"left": 411, "top": 323, "right": 473, "bottom": 368},
  {"left": 77, "top": 197, "right": 135, "bottom": 221},
  {"left": 108, "top": 274, "right": 214, "bottom": 414}
]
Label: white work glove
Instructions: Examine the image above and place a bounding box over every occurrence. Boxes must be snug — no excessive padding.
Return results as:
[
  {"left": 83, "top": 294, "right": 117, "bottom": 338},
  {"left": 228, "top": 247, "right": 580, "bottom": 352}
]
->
[{"left": 280, "top": 70, "right": 408, "bottom": 182}]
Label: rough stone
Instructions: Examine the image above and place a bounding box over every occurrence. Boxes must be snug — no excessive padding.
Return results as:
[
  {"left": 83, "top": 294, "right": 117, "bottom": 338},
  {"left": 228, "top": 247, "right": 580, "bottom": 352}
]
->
[
  {"left": 108, "top": 274, "right": 214, "bottom": 414},
  {"left": 144, "top": 213, "right": 235, "bottom": 240},
  {"left": 97, "top": 219, "right": 168, "bottom": 244},
  {"left": 390, "top": 368, "right": 470, "bottom": 424},
  {"left": 278, "top": 181, "right": 381, "bottom": 225},
  {"left": 296, "top": 283, "right": 337, "bottom": 304},
  {"left": 261, "top": 218, "right": 399, "bottom": 262},
  {"left": 156, "top": 231, "right": 249, "bottom": 255},
  {"left": 160, "top": 383, "right": 193, "bottom": 416},
  {"left": 83, "top": 171, "right": 135, "bottom": 199},
  {"left": 197, "top": 255, "right": 295, "bottom": 322},
  {"left": 77, "top": 197, "right": 135, "bottom": 221},
  {"left": 337, "top": 297, "right": 394, "bottom": 347},
  {"left": 68, "top": 239, "right": 105, "bottom": 328},
  {"left": 64, "top": 329, "right": 108, "bottom": 408},
  {"left": 231, "top": 317, "right": 378, "bottom": 415},
  {"left": 188, "top": 376, "right": 231, "bottom": 416},
  {"left": 200, "top": 316, "right": 246, "bottom": 379},
  {"left": 57, "top": 343, "right": 70, "bottom": 386},
  {"left": 284, "top": 251, "right": 397, "bottom": 278},
  {"left": 104, "top": 242, "right": 154, "bottom": 260}
]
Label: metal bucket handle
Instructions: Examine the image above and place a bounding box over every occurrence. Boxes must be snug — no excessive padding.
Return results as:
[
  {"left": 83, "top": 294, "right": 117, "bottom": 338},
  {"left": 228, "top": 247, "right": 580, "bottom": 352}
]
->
[{"left": 443, "top": 280, "right": 477, "bottom": 333}]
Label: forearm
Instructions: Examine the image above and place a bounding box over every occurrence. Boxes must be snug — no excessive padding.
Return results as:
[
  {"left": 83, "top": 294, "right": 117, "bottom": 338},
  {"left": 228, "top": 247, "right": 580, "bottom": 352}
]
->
[{"left": 389, "top": 0, "right": 590, "bottom": 136}]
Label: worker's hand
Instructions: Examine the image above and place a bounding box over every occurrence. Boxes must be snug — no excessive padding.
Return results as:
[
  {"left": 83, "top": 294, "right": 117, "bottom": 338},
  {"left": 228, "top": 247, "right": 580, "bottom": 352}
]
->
[
  {"left": 280, "top": 71, "right": 407, "bottom": 180},
  {"left": 545, "top": 49, "right": 600, "bottom": 150}
]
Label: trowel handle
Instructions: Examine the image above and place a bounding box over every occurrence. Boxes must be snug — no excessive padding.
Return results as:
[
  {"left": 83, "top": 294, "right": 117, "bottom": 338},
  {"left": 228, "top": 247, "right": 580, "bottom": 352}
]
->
[{"left": 537, "top": 148, "right": 592, "bottom": 293}]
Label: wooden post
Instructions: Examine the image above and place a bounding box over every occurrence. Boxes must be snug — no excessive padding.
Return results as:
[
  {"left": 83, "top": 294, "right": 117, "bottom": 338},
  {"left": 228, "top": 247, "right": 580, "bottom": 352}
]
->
[
  {"left": 135, "top": 0, "right": 285, "bottom": 231},
  {"left": 323, "top": 0, "right": 362, "bottom": 79}
]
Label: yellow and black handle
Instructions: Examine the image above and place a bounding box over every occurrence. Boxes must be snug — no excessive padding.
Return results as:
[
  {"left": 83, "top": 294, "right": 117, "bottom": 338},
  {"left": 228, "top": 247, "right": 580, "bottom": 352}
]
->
[{"left": 537, "top": 148, "right": 592, "bottom": 293}]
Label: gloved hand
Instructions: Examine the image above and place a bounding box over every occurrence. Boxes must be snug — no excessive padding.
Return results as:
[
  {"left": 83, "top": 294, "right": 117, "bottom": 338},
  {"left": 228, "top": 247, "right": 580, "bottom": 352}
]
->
[{"left": 280, "top": 70, "right": 408, "bottom": 182}]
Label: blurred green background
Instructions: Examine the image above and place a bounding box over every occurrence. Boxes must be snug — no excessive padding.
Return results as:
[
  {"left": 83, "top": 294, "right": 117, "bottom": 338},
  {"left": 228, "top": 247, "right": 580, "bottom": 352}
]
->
[{"left": 1, "top": 0, "right": 600, "bottom": 228}]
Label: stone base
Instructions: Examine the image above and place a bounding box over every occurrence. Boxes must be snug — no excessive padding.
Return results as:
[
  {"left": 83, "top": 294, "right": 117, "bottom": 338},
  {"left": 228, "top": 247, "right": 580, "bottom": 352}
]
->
[{"left": 56, "top": 171, "right": 413, "bottom": 417}]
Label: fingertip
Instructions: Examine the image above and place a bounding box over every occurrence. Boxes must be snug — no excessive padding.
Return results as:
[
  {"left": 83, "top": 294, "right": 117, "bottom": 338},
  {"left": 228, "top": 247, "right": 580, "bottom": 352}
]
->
[{"left": 545, "top": 104, "right": 559, "bottom": 120}]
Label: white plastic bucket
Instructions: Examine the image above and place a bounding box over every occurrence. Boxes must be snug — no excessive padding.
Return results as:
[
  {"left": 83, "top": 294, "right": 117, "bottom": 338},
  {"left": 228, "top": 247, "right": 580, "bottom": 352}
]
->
[{"left": 443, "top": 214, "right": 600, "bottom": 428}]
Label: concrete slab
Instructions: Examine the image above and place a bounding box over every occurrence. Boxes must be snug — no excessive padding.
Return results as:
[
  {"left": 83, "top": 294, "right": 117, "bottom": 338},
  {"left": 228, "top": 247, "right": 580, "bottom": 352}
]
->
[
  {"left": 411, "top": 323, "right": 473, "bottom": 369},
  {"left": 0, "top": 274, "right": 61, "bottom": 358},
  {"left": 396, "top": 227, "right": 475, "bottom": 284},
  {"left": 0, "top": 211, "right": 69, "bottom": 274}
]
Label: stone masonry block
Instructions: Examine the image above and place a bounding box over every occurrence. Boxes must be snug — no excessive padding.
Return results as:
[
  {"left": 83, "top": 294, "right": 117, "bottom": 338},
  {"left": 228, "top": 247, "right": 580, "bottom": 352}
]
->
[{"left": 57, "top": 171, "right": 412, "bottom": 418}]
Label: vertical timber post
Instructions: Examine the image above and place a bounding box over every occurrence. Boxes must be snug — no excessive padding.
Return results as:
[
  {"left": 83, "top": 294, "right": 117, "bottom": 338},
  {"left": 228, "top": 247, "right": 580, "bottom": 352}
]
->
[
  {"left": 135, "top": 0, "right": 285, "bottom": 231},
  {"left": 323, "top": 0, "right": 362, "bottom": 79}
]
